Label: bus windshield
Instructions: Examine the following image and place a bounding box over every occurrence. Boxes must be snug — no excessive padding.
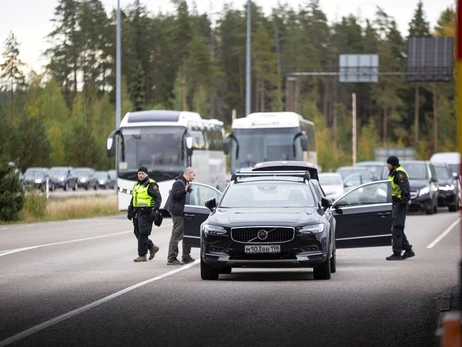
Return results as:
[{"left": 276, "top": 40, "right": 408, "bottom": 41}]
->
[
  {"left": 118, "top": 126, "right": 186, "bottom": 172},
  {"left": 230, "top": 127, "right": 302, "bottom": 173}
]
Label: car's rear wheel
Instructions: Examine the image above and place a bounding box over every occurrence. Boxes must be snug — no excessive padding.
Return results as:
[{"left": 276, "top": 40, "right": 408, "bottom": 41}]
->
[
  {"left": 313, "top": 255, "right": 331, "bottom": 280},
  {"left": 201, "top": 258, "right": 219, "bottom": 280}
]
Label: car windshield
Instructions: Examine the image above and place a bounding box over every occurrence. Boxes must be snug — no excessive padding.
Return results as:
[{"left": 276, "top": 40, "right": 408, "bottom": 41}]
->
[
  {"left": 50, "top": 169, "right": 68, "bottom": 176},
  {"left": 319, "top": 175, "right": 342, "bottom": 186},
  {"left": 96, "top": 172, "right": 107, "bottom": 179},
  {"left": 435, "top": 166, "right": 452, "bottom": 179},
  {"left": 448, "top": 164, "right": 460, "bottom": 175},
  {"left": 25, "top": 170, "right": 45, "bottom": 178},
  {"left": 403, "top": 163, "right": 428, "bottom": 180},
  {"left": 220, "top": 181, "right": 315, "bottom": 208},
  {"left": 75, "top": 170, "right": 91, "bottom": 176},
  {"left": 336, "top": 168, "right": 369, "bottom": 180}
]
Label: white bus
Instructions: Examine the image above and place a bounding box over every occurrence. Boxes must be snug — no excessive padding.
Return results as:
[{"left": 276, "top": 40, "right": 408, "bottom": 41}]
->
[
  {"left": 223, "top": 112, "right": 317, "bottom": 174},
  {"left": 107, "top": 110, "right": 227, "bottom": 211}
]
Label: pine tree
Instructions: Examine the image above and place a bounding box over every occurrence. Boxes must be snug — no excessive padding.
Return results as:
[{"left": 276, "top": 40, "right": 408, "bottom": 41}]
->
[
  {"left": 0, "top": 32, "right": 26, "bottom": 123},
  {"left": 46, "top": 0, "right": 81, "bottom": 106}
]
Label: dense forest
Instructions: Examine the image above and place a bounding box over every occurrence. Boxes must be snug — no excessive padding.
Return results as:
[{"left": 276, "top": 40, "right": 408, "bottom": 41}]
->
[{"left": 0, "top": 0, "right": 457, "bottom": 172}]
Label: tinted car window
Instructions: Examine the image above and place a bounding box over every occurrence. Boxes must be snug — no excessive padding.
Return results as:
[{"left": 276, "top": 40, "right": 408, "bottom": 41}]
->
[
  {"left": 189, "top": 184, "right": 221, "bottom": 206},
  {"left": 220, "top": 182, "right": 315, "bottom": 208}
]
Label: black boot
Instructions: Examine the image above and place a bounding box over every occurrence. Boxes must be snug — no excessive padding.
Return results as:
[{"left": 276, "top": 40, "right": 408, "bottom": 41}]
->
[
  {"left": 386, "top": 253, "right": 403, "bottom": 261},
  {"left": 402, "top": 249, "right": 415, "bottom": 259}
]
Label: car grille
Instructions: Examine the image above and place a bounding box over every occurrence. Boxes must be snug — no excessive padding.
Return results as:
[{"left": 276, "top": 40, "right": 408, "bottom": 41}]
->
[{"left": 231, "top": 227, "right": 295, "bottom": 244}]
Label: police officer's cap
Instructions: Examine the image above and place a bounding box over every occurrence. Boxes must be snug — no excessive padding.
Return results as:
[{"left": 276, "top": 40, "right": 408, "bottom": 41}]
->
[
  {"left": 386, "top": 156, "right": 399, "bottom": 167},
  {"left": 138, "top": 166, "right": 148, "bottom": 174}
]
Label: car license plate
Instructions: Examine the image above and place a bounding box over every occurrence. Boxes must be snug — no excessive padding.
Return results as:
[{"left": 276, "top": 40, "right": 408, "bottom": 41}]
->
[{"left": 244, "top": 245, "right": 281, "bottom": 254}]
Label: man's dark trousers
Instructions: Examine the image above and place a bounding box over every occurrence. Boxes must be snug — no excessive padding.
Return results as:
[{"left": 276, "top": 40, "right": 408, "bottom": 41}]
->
[
  {"left": 133, "top": 211, "right": 154, "bottom": 256},
  {"left": 391, "top": 201, "right": 411, "bottom": 254}
]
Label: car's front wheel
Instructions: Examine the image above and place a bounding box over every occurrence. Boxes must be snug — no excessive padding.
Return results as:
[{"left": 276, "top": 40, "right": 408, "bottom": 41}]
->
[
  {"left": 201, "top": 258, "right": 219, "bottom": 280},
  {"left": 313, "top": 254, "right": 331, "bottom": 280},
  {"left": 330, "top": 249, "right": 336, "bottom": 274}
]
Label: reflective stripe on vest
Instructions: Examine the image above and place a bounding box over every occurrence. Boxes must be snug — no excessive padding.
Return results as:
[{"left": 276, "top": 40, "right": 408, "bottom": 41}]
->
[
  {"left": 388, "top": 166, "right": 408, "bottom": 197},
  {"left": 133, "top": 178, "right": 156, "bottom": 207}
]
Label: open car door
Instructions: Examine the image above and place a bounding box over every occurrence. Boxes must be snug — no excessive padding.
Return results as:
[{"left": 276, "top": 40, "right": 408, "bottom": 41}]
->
[
  {"left": 183, "top": 183, "right": 222, "bottom": 247},
  {"left": 332, "top": 180, "right": 392, "bottom": 248}
]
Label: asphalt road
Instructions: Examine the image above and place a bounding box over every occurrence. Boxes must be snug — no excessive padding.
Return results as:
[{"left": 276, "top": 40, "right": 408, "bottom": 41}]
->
[{"left": 0, "top": 210, "right": 459, "bottom": 347}]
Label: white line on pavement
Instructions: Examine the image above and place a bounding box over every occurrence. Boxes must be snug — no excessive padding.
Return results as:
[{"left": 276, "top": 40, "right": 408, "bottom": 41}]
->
[
  {"left": 427, "top": 217, "right": 461, "bottom": 249},
  {"left": 0, "top": 231, "right": 132, "bottom": 257},
  {"left": 0, "top": 259, "right": 199, "bottom": 347}
]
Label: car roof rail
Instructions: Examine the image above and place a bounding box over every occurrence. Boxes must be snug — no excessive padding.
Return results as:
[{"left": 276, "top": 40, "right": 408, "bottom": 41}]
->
[{"left": 231, "top": 170, "right": 311, "bottom": 182}]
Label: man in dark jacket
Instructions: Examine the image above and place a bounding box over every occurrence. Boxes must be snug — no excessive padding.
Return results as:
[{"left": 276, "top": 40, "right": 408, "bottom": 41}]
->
[
  {"left": 386, "top": 156, "right": 415, "bottom": 261},
  {"left": 166, "top": 167, "right": 196, "bottom": 265},
  {"left": 127, "top": 166, "right": 162, "bottom": 262}
]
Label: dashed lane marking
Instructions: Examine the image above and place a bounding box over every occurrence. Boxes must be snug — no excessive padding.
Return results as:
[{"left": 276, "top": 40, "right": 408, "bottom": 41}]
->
[{"left": 427, "top": 217, "right": 461, "bottom": 249}]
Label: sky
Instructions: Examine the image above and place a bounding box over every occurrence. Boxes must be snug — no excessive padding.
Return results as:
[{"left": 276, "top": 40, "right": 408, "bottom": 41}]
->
[{"left": 0, "top": 0, "right": 456, "bottom": 74}]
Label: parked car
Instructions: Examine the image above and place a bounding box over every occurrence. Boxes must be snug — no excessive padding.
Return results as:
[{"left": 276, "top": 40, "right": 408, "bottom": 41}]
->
[
  {"left": 399, "top": 160, "right": 439, "bottom": 214},
  {"left": 108, "top": 170, "right": 117, "bottom": 190},
  {"left": 74, "top": 168, "right": 98, "bottom": 190},
  {"left": 318, "top": 172, "right": 344, "bottom": 200},
  {"left": 354, "top": 161, "right": 386, "bottom": 181},
  {"left": 183, "top": 171, "right": 393, "bottom": 280},
  {"left": 252, "top": 160, "right": 319, "bottom": 180},
  {"left": 433, "top": 162, "right": 459, "bottom": 212},
  {"left": 23, "top": 167, "right": 51, "bottom": 191},
  {"left": 430, "top": 152, "right": 460, "bottom": 175},
  {"left": 336, "top": 166, "right": 373, "bottom": 190},
  {"left": 49, "top": 167, "right": 78, "bottom": 191},
  {"left": 96, "top": 171, "right": 111, "bottom": 189}
]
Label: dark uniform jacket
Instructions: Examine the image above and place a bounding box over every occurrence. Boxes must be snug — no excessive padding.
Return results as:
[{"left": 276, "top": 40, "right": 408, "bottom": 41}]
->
[
  {"left": 129, "top": 177, "right": 162, "bottom": 212},
  {"left": 169, "top": 175, "right": 189, "bottom": 216}
]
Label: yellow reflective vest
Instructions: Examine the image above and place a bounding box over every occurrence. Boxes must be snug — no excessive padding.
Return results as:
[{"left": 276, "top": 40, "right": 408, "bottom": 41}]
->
[
  {"left": 388, "top": 166, "right": 408, "bottom": 197},
  {"left": 133, "top": 178, "right": 156, "bottom": 207}
]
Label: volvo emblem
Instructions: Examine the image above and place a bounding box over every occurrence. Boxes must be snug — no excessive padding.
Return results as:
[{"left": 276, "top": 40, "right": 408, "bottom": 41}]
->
[{"left": 257, "top": 229, "right": 268, "bottom": 240}]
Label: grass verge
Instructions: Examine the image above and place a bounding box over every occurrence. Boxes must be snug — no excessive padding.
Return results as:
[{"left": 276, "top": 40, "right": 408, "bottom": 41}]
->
[{"left": 17, "top": 192, "right": 122, "bottom": 223}]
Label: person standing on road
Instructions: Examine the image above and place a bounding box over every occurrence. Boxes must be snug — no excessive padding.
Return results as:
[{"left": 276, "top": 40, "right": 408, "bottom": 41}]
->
[
  {"left": 386, "top": 156, "right": 415, "bottom": 261},
  {"left": 166, "top": 167, "right": 196, "bottom": 265},
  {"left": 127, "top": 166, "right": 162, "bottom": 262}
]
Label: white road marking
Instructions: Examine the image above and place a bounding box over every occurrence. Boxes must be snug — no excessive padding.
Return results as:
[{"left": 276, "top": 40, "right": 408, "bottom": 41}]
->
[
  {"left": 0, "top": 231, "right": 133, "bottom": 257},
  {"left": 427, "top": 217, "right": 461, "bottom": 249},
  {"left": 0, "top": 259, "right": 199, "bottom": 347},
  {"left": 0, "top": 222, "right": 173, "bottom": 257}
]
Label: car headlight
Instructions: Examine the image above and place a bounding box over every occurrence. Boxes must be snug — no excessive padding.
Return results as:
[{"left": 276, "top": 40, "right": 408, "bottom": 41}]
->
[
  {"left": 419, "top": 187, "right": 430, "bottom": 196},
  {"left": 439, "top": 184, "right": 454, "bottom": 191},
  {"left": 299, "top": 224, "right": 325, "bottom": 234},
  {"left": 34, "top": 179, "right": 42, "bottom": 183},
  {"left": 203, "top": 224, "right": 227, "bottom": 235}
]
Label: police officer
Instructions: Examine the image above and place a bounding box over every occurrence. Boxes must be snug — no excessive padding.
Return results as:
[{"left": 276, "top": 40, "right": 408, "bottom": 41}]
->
[
  {"left": 127, "top": 166, "right": 162, "bottom": 262},
  {"left": 386, "top": 156, "right": 415, "bottom": 261}
]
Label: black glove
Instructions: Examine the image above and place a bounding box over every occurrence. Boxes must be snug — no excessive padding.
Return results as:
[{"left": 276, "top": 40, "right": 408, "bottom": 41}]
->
[
  {"left": 127, "top": 206, "right": 133, "bottom": 220},
  {"left": 150, "top": 209, "right": 159, "bottom": 222}
]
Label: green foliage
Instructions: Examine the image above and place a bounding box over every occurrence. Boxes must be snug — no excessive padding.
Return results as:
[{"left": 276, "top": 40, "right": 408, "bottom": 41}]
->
[
  {"left": 0, "top": 162, "right": 24, "bottom": 222},
  {"left": 23, "top": 190, "right": 47, "bottom": 219},
  {"left": 0, "top": 1, "right": 456, "bottom": 173}
]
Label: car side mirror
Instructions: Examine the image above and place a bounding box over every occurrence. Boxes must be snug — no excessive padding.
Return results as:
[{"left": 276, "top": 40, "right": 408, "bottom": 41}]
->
[
  {"left": 334, "top": 199, "right": 349, "bottom": 209},
  {"left": 321, "top": 197, "right": 332, "bottom": 209},
  {"left": 205, "top": 198, "right": 217, "bottom": 211}
]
